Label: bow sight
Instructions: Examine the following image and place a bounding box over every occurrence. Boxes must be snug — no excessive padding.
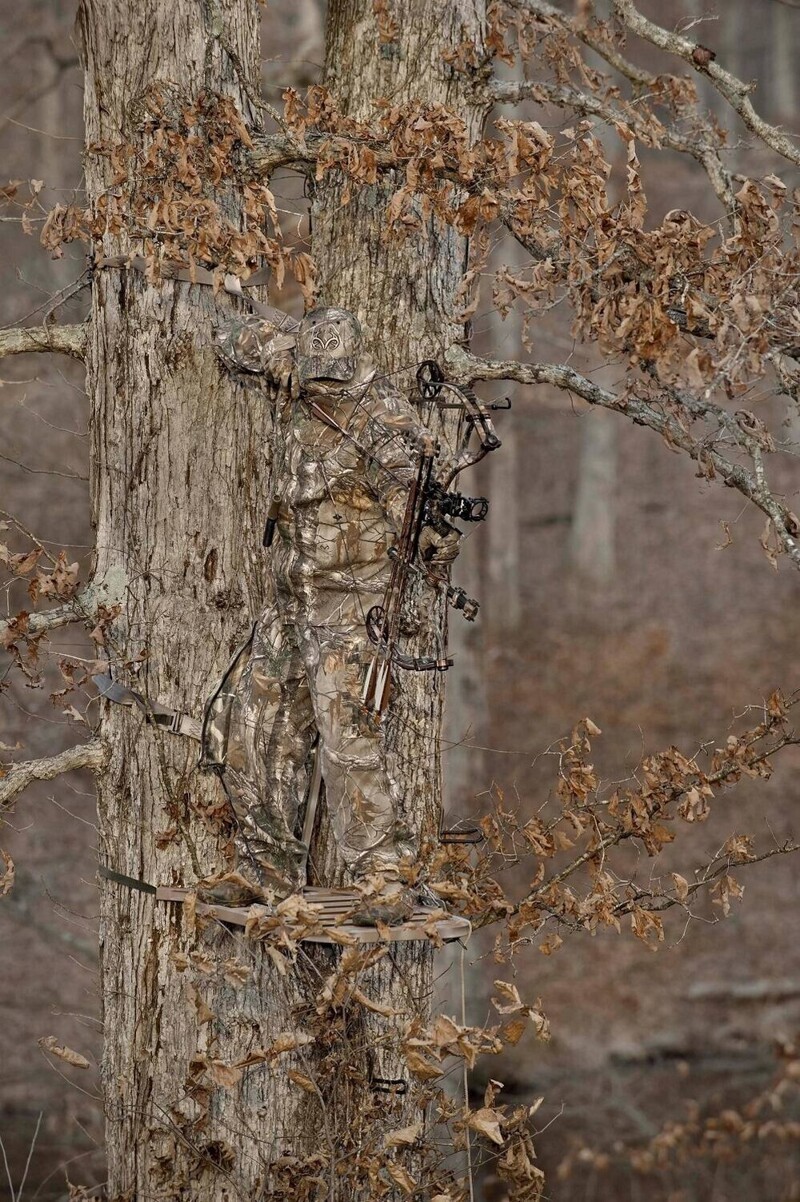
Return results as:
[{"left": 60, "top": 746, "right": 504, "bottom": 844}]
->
[{"left": 426, "top": 480, "right": 489, "bottom": 524}]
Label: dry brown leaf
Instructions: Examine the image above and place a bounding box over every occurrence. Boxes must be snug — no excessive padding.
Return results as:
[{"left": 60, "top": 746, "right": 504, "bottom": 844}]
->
[
  {"left": 500, "top": 1016, "right": 528, "bottom": 1047},
  {"left": 467, "top": 1106, "right": 505, "bottom": 1146},
  {"left": 207, "top": 1060, "right": 243, "bottom": 1089},
  {"left": 671, "top": 872, "right": 689, "bottom": 901},
  {"left": 403, "top": 1046, "right": 442, "bottom": 1081},
  {"left": 492, "top": 980, "right": 524, "bottom": 1013},
  {"left": 0, "top": 850, "right": 15, "bottom": 897},
  {"left": 265, "top": 945, "right": 290, "bottom": 975},
  {"left": 386, "top": 1162, "right": 416, "bottom": 1195},
  {"left": 221, "top": 958, "right": 252, "bottom": 987},
  {"left": 351, "top": 987, "right": 401, "bottom": 1017},
  {"left": 288, "top": 1069, "right": 317, "bottom": 1093},
  {"left": 38, "top": 1036, "right": 90, "bottom": 1069},
  {"left": 384, "top": 1121, "right": 422, "bottom": 1149}
]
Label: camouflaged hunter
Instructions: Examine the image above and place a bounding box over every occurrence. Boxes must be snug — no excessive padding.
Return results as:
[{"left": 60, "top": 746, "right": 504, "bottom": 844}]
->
[{"left": 202, "top": 307, "right": 462, "bottom": 899}]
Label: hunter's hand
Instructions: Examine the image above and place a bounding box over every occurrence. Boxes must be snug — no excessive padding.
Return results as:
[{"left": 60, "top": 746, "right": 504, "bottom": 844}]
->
[
  {"left": 419, "top": 526, "right": 462, "bottom": 565},
  {"left": 264, "top": 350, "right": 300, "bottom": 400}
]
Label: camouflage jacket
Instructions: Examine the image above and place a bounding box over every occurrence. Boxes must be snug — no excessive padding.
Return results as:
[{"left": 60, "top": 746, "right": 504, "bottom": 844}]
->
[{"left": 217, "top": 315, "right": 456, "bottom": 625}]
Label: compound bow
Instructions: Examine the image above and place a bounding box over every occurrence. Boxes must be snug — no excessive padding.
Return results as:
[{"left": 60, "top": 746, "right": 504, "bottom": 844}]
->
[{"left": 361, "top": 361, "right": 506, "bottom": 716}]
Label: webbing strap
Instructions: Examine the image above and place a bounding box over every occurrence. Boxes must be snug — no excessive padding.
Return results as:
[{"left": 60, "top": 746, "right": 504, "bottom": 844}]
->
[
  {"left": 92, "top": 254, "right": 300, "bottom": 331},
  {"left": 93, "top": 673, "right": 202, "bottom": 741},
  {"left": 99, "top": 864, "right": 157, "bottom": 895}
]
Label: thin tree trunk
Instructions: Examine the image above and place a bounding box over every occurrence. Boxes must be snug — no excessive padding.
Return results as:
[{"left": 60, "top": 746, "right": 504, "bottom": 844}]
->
[{"left": 568, "top": 410, "right": 618, "bottom": 585}]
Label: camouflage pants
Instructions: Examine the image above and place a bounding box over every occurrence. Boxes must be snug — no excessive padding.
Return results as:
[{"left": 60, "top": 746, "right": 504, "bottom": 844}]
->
[{"left": 203, "top": 606, "right": 408, "bottom": 890}]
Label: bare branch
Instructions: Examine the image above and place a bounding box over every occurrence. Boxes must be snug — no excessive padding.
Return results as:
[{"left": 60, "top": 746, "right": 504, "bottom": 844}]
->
[
  {"left": 0, "top": 741, "right": 107, "bottom": 809},
  {"left": 447, "top": 346, "right": 800, "bottom": 568},
  {"left": 613, "top": 0, "right": 800, "bottom": 168},
  {"left": 0, "top": 324, "right": 86, "bottom": 361}
]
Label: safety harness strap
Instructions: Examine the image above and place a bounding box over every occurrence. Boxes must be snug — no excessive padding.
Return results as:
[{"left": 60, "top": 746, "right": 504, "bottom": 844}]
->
[
  {"left": 92, "top": 254, "right": 300, "bottom": 331},
  {"left": 93, "top": 673, "right": 202, "bottom": 741}
]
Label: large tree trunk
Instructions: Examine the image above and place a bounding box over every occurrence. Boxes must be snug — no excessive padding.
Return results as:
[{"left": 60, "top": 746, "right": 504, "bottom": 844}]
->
[
  {"left": 310, "top": 0, "right": 487, "bottom": 1111},
  {"left": 78, "top": 0, "right": 486, "bottom": 1197},
  {"left": 78, "top": 3, "right": 301, "bottom": 1198}
]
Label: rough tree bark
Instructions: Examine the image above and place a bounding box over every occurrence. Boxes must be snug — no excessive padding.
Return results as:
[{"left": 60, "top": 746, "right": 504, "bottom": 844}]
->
[
  {"left": 77, "top": 2, "right": 311, "bottom": 1197},
  {"left": 76, "top": 0, "right": 487, "bottom": 1197}
]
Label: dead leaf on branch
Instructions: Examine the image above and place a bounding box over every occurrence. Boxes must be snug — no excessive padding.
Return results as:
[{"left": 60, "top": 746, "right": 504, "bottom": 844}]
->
[
  {"left": 38, "top": 1036, "right": 90, "bottom": 1069},
  {"left": 467, "top": 1106, "right": 505, "bottom": 1146},
  {"left": 711, "top": 872, "right": 744, "bottom": 917},
  {"left": 0, "top": 850, "right": 15, "bottom": 897},
  {"left": 724, "top": 834, "right": 755, "bottom": 863},
  {"left": 403, "top": 1046, "right": 442, "bottom": 1081},
  {"left": 671, "top": 872, "right": 690, "bottom": 901},
  {"left": 538, "top": 933, "right": 563, "bottom": 956}
]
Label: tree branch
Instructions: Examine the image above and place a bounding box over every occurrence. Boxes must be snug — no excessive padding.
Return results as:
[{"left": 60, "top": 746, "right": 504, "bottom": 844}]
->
[
  {"left": 0, "top": 594, "right": 93, "bottom": 644},
  {"left": 0, "top": 741, "right": 108, "bottom": 809},
  {"left": 0, "top": 567, "right": 125, "bottom": 645},
  {"left": 488, "top": 77, "right": 733, "bottom": 212},
  {"left": 0, "top": 324, "right": 86, "bottom": 361},
  {"left": 508, "top": 0, "right": 656, "bottom": 89},
  {"left": 613, "top": 0, "right": 800, "bottom": 168},
  {"left": 447, "top": 346, "right": 800, "bottom": 568}
]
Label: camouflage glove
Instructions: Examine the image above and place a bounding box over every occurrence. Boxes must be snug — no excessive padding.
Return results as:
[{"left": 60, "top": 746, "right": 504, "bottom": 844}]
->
[
  {"left": 263, "top": 348, "right": 299, "bottom": 400},
  {"left": 419, "top": 525, "right": 462, "bottom": 565},
  {"left": 215, "top": 315, "right": 277, "bottom": 373}
]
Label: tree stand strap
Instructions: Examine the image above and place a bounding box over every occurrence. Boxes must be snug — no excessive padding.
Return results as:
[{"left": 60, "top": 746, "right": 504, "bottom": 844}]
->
[
  {"left": 99, "top": 864, "right": 157, "bottom": 894},
  {"left": 93, "top": 672, "right": 202, "bottom": 741}
]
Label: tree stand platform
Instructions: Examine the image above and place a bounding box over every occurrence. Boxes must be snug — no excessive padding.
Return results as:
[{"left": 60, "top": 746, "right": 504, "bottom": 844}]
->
[{"left": 155, "top": 885, "right": 472, "bottom": 945}]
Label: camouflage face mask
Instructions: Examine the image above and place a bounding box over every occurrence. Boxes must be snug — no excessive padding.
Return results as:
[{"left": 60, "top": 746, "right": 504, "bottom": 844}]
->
[{"left": 296, "top": 308, "right": 362, "bottom": 385}]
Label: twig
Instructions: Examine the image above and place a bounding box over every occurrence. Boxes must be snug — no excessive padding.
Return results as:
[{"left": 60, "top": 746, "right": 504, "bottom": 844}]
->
[
  {"left": 17, "top": 1111, "right": 42, "bottom": 1201},
  {"left": 613, "top": 0, "right": 800, "bottom": 168}
]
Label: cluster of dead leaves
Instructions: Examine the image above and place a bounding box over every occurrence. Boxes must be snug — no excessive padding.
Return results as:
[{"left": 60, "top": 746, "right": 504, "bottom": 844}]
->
[
  {"left": 559, "top": 1037, "right": 800, "bottom": 1181},
  {"left": 38, "top": 88, "right": 314, "bottom": 300},
  {"left": 425, "top": 696, "right": 795, "bottom": 957}
]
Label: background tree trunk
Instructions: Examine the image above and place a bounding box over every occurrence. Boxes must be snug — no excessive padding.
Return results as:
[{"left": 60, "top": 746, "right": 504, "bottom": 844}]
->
[
  {"left": 78, "top": 0, "right": 486, "bottom": 1197},
  {"left": 568, "top": 409, "right": 618, "bottom": 585}
]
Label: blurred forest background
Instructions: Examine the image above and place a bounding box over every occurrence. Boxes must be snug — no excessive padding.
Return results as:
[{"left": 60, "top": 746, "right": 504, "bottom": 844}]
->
[{"left": 1, "top": 0, "right": 799, "bottom": 1198}]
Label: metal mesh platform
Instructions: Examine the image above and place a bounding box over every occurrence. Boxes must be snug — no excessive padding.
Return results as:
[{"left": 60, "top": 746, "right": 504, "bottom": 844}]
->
[{"left": 155, "top": 885, "right": 471, "bottom": 944}]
